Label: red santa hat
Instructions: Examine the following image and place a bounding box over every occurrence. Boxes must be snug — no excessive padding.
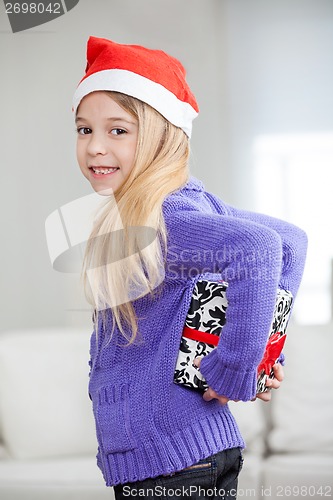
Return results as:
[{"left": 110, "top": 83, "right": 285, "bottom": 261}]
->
[{"left": 72, "top": 36, "right": 199, "bottom": 138}]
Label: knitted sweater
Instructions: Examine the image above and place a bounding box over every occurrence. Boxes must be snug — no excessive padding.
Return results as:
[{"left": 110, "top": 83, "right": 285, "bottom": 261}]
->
[{"left": 88, "top": 176, "right": 307, "bottom": 486}]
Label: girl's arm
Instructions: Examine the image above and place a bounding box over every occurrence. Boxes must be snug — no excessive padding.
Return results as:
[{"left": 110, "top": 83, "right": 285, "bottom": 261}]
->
[
  {"left": 205, "top": 192, "right": 308, "bottom": 298},
  {"left": 163, "top": 194, "right": 307, "bottom": 402},
  {"left": 164, "top": 199, "right": 284, "bottom": 402},
  {"left": 223, "top": 204, "right": 307, "bottom": 298}
]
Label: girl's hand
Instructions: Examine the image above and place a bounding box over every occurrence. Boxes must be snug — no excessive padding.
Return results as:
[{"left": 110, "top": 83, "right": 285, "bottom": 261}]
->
[
  {"left": 193, "top": 357, "right": 233, "bottom": 405},
  {"left": 202, "top": 387, "right": 232, "bottom": 405},
  {"left": 193, "top": 357, "right": 284, "bottom": 404},
  {"left": 254, "top": 363, "right": 284, "bottom": 402}
]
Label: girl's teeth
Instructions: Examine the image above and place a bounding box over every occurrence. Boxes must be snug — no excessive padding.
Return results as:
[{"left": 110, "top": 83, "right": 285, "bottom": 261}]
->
[{"left": 92, "top": 168, "right": 118, "bottom": 174}]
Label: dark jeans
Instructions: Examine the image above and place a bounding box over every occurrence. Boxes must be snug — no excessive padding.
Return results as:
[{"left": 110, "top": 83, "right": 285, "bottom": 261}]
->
[{"left": 114, "top": 447, "right": 243, "bottom": 500}]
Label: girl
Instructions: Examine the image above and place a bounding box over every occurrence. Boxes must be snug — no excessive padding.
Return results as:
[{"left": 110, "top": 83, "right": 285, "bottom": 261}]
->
[{"left": 73, "top": 36, "right": 307, "bottom": 499}]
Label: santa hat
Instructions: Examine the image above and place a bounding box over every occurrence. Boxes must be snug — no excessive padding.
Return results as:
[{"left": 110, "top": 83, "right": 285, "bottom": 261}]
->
[{"left": 72, "top": 36, "right": 199, "bottom": 138}]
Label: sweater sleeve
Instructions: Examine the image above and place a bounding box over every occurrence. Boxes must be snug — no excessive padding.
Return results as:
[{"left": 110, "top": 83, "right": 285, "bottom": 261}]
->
[
  {"left": 163, "top": 198, "right": 284, "bottom": 401},
  {"left": 205, "top": 194, "right": 308, "bottom": 299}
]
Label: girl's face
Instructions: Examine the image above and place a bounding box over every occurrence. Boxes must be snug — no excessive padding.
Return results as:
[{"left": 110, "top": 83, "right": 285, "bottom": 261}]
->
[{"left": 76, "top": 92, "right": 138, "bottom": 194}]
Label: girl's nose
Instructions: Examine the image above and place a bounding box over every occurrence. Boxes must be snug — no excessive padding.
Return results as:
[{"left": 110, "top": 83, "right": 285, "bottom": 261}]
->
[{"left": 87, "top": 133, "right": 108, "bottom": 156}]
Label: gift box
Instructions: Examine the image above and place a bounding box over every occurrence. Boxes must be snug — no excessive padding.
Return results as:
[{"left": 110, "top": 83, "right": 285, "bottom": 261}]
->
[{"left": 174, "top": 280, "right": 293, "bottom": 394}]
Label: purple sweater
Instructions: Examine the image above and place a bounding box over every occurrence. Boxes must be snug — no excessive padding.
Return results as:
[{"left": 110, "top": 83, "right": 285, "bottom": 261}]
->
[{"left": 88, "top": 176, "right": 307, "bottom": 486}]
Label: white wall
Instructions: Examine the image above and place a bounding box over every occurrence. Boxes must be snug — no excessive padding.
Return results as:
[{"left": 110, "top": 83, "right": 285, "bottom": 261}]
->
[
  {"left": 0, "top": 0, "right": 332, "bottom": 330},
  {"left": 223, "top": 0, "right": 333, "bottom": 206}
]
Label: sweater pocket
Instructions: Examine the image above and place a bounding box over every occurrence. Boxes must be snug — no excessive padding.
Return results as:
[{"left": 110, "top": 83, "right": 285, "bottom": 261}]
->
[{"left": 96, "top": 384, "right": 137, "bottom": 454}]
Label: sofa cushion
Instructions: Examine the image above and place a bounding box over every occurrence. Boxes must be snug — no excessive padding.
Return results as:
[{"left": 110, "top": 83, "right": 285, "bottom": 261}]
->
[
  {"left": 262, "top": 454, "right": 333, "bottom": 500},
  {"left": 0, "top": 328, "right": 97, "bottom": 459},
  {"left": 228, "top": 400, "right": 266, "bottom": 454},
  {"left": 268, "top": 323, "right": 333, "bottom": 453},
  {"left": 236, "top": 452, "right": 263, "bottom": 496},
  {"left": 0, "top": 455, "right": 112, "bottom": 500}
]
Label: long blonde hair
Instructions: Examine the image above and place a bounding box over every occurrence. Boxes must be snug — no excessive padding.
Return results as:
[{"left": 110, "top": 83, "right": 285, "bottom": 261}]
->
[{"left": 81, "top": 91, "right": 190, "bottom": 343}]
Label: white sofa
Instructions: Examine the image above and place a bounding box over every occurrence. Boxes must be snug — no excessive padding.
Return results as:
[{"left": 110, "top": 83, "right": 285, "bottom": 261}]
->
[{"left": 0, "top": 324, "right": 332, "bottom": 500}]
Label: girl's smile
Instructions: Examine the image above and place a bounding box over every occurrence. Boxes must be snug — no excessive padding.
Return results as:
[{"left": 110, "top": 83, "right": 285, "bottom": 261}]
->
[
  {"left": 89, "top": 165, "right": 120, "bottom": 177},
  {"left": 76, "top": 91, "right": 138, "bottom": 194}
]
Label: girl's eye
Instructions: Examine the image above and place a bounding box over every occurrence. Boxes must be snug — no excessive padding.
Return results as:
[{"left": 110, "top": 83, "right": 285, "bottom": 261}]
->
[
  {"left": 111, "top": 128, "right": 126, "bottom": 136},
  {"left": 77, "top": 127, "right": 92, "bottom": 135}
]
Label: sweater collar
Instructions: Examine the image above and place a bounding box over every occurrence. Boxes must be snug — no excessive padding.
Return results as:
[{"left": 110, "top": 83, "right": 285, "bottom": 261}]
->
[{"left": 182, "top": 176, "right": 204, "bottom": 192}]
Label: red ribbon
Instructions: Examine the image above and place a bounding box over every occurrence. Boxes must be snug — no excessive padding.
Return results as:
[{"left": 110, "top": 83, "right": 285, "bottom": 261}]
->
[
  {"left": 257, "top": 332, "right": 286, "bottom": 375},
  {"left": 182, "top": 326, "right": 220, "bottom": 347},
  {"left": 182, "top": 327, "right": 286, "bottom": 376}
]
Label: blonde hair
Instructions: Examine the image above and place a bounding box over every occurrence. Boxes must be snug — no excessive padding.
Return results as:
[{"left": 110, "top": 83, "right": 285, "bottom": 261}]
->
[{"left": 81, "top": 91, "right": 190, "bottom": 343}]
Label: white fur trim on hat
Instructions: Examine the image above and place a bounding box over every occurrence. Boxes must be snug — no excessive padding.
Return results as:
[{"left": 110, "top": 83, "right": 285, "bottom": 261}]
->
[{"left": 72, "top": 69, "right": 198, "bottom": 138}]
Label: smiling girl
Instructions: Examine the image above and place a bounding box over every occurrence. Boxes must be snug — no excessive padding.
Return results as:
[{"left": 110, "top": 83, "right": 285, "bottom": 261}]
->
[
  {"left": 72, "top": 37, "right": 307, "bottom": 499},
  {"left": 76, "top": 92, "right": 138, "bottom": 194}
]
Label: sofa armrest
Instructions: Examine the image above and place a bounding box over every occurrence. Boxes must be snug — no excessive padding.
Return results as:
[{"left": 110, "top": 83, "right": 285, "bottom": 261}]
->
[{"left": 0, "top": 328, "right": 97, "bottom": 460}]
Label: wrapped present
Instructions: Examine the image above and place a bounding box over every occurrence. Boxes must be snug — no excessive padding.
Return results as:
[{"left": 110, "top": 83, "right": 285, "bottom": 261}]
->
[{"left": 174, "top": 280, "right": 293, "bottom": 394}]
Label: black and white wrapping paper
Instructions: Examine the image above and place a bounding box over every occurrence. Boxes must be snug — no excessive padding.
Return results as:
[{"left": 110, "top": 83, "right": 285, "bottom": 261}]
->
[{"left": 174, "top": 280, "right": 293, "bottom": 394}]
